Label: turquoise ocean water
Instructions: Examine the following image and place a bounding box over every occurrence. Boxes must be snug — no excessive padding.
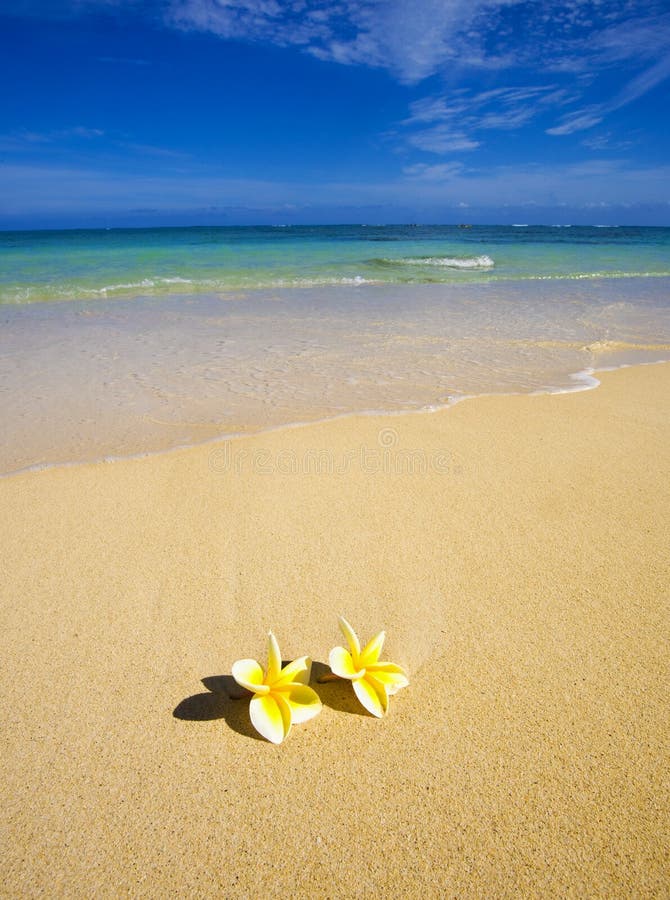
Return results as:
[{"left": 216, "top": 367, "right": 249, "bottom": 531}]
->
[
  {"left": 2, "top": 224, "right": 670, "bottom": 304},
  {"left": 1, "top": 225, "right": 669, "bottom": 474}
]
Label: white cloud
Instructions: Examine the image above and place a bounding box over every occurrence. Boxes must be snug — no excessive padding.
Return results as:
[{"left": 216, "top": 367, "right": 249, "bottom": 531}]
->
[
  {"left": 581, "top": 132, "right": 635, "bottom": 152},
  {"left": 168, "top": 0, "right": 333, "bottom": 50},
  {"left": 168, "top": 1, "right": 670, "bottom": 140},
  {"left": 547, "top": 54, "right": 670, "bottom": 135},
  {"left": 401, "top": 96, "right": 461, "bottom": 126},
  {"left": 168, "top": 0, "right": 525, "bottom": 84},
  {"left": 0, "top": 127, "right": 189, "bottom": 162},
  {"left": 592, "top": 12, "right": 670, "bottom": 65},
  {"left": 407, "top": 128, "right": 480, "bottom": 153},
  {"left": 613, "top": 55, "right": 670, "bottom": 108},
  {"left": 397, "top": 156, "right": 670, "bottom": 209},
  {"left": 116, "top": 141, "right": 189, "bottom": 158},
  {"left": 483, "top": 2, "right": 670, "bottom": 73},
  {"left": 401, "top": 84, "right": 571, "bottom": 154},
  {"left": 70, "top": 126, "right": 105, "bottom": 138},
  {"left": 0, "top": 126, "right": 105, "bottom": 150},
  {"left": 546, "top": 109, "right": 604, "bottom": 136},
  {"left": 0, "top": 162, "right": 301, "bottom": 213},
  {"left": 403, "top": 162, "right": 465, "bottom": 181},
  {"left": 13, "top": 1, "right": 670, "bottom": 89},
  {"left": 3, "top": 156, "right": 669, "bottom": 217}
]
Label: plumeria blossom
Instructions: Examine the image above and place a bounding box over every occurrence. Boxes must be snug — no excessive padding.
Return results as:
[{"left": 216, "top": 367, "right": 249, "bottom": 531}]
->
[
  {"left": 328, "top": 616, "right": 409, "bottom": 717},
  {"left": 231, "top": 632, "right": 322, "bottom": 744}
]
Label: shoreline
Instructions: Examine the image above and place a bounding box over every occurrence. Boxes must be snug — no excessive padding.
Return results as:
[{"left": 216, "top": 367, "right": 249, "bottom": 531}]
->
[
  {"left": 1, "top": 362, "right": 668, "bottom": 896},
  {"left": 2, "top": 357, "right": 667, "bottom": 480},
  {"left": 3, "top": 275, "right": 670, "bottom": 476},
  {"left": 3, "top": 268, "right": 670, "bottom": 307}
]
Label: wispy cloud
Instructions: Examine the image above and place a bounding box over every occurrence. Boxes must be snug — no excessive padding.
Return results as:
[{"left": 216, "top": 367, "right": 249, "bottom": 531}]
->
[
  {"left": 3, "top": 156, "right": 669, "bottom": 218},
  {"left": 547, "top": 54, "right": 670, "bottom": 135},
  {"left": 373, "top": 4, "right": 670, "bottom": 149},
  {"left": 546, "top": 108, "right": 605, "bottom": 136},
  {"left": 7, "top": 0, "right": 140, "bottom": 17},
  {"left": 167, "top": 0, "right": 525, "bottom": 84},
  {"left": 592, "top": 11, "right": 670, "bottom": 66},
  {"left": 0, "top": 162, "right": 302, "bottom": 214},
  {"left": 581, "top": 130, "right": 628, "bottom": 149},
  {"left": 68, "top": 126, "right": 105, "bottom": 138},
  {"left": 407, "top": 128, "right": 480, "bottom": 154},
  {"left": 400, "top": 84, "right": 571, "bottom": 155},
  {"left": 613, "top": 55, "right": 670, "bottom": 108},
  {"left": 481, "top": 3, "right": 670, "bottom": 73},
  {"left": 403, "top": 162, "right": 465, "bottom": 181},
  {"left": 9, "top": 1, "right": 670, "bottom": 90},
  {"left": 167, "top": 0, "right": 670, "bottom": 84},
  {"left": 0, "top": 126, "right": 105, "bottom": 151},
  {"left": 182, "top": 0, "right": 487, "bottom": 84},
  {"left": 0, "top": 127, "right": 189, "bottom": 162},
  {"left": 116, "top": 141, "right": 188, "bottom": 158},
  {"left": 168, "top": 0, "right": 332, "bottom": 53}
]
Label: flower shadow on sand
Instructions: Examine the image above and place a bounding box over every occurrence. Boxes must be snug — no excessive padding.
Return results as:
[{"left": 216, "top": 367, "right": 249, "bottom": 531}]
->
[
  {"left": 173, "top": 661, "right": 367, "bottom": 741},
  {"left": 310, "top": 661, "right": 369, "bottom": 717},
  {"left": 173, "top": 675, "right": 264, "bottom": 741}
]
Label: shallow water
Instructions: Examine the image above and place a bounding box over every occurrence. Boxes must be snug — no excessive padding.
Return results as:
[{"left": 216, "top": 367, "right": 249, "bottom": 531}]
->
[
  {"left": 1, "top": 277, "right": 669, "bottom": 475},
  {"left": 2, "top": 224, "right": 670, "bottom": 304}
]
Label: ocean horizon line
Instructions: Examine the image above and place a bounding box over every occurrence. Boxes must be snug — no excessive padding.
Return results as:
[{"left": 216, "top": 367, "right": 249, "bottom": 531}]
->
[{"left": 3, "top": 221, "right": 670, "bottom": 235}]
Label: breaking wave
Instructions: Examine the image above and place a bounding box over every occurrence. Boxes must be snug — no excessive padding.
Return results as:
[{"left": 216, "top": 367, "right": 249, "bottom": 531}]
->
[
  {"left": 377, "top": 255, "right": 495, "bottom": 269},
  {"left": 0, "top": 274, "right": 378, "bottom": 304}
]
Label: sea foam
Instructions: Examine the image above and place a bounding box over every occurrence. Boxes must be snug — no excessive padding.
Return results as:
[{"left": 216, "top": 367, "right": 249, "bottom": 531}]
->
[{"left": 388, "top": 255, "right": 495, "bottom": 269}]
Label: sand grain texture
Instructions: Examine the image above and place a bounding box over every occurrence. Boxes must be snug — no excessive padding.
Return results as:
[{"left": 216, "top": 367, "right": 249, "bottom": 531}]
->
[{"left": 1, "top": 364, "right": 669, "bottom": 897}]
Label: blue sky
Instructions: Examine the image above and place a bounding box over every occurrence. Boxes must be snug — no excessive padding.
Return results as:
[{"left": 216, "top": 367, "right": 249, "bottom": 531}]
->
[{"left": 1, "top": 0, "right": 669, "bottom": 227}]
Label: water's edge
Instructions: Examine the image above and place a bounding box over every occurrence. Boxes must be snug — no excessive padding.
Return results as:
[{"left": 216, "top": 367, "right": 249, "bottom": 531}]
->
[{"left": 3, "top": 358, "right": 667, "bottom": 481}]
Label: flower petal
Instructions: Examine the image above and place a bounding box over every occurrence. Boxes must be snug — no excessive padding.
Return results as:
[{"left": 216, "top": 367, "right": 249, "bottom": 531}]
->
[
  {"left": 283, "top": 684, "right": 322, "bottom": 724},
  {"left": 366, "top": 662, "right": 409, "bottom": 694},
  {"left": 250, "top": 692, "right": 292, "bottom": 744},
  {"left": 266, "top": 632, "right": 282, "bottom": 683},
  {"left": 291, "top": 656, "right": 312, "bottom": 686},
  {"left": 366, "top": 665, "right": 409, "bottom": 695},
  {"left": 274, "top": 655, "right": 310, "bottom": 688},
  {"left": 353, "top": 675, "right": 388, "bottom": 718},
  {"left": 338, "top": 616, "right": 361, "bottom": 660},
  {"left": 366, "top": 661, "right": 406, "bottom": 673},
  {"left": 231, "top": 658, "right": 269, "bottom": 694},
  {"left": 359, "top": 630, "right": 385, "bottom": 667},
  {"left": 329, "top": 645, "right": 364, "bottom": 680}
]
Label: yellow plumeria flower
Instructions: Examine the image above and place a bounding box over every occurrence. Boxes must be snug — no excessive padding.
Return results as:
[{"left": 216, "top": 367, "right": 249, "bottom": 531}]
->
[
  {"left": 328, "top": 616, "right": 409, "bottom": 717},
  {"left": 231, "top": 632, "right": 322, "bottom": 744}
]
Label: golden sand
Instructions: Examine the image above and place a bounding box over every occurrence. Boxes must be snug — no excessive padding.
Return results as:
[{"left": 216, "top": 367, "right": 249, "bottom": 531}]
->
[{"left": 1, "top": 364, "right": 668, "bottom": 897}]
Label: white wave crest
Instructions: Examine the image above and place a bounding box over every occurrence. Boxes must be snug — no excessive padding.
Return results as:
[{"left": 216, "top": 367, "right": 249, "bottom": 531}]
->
[
  {"left": 268, "top": 275, "right": 376, "bottom": 287},
  {"left": 88, "top": 277, "right": 196, "bottom": 295},
  {"left": 395, "top": 255, "right": 495, "bottom": 269}
]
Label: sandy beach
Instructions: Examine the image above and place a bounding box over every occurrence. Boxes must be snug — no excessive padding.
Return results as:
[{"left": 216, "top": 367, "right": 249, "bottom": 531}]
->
[{"left": 1, "top": 362, "right": 668, "bottom": 897}]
